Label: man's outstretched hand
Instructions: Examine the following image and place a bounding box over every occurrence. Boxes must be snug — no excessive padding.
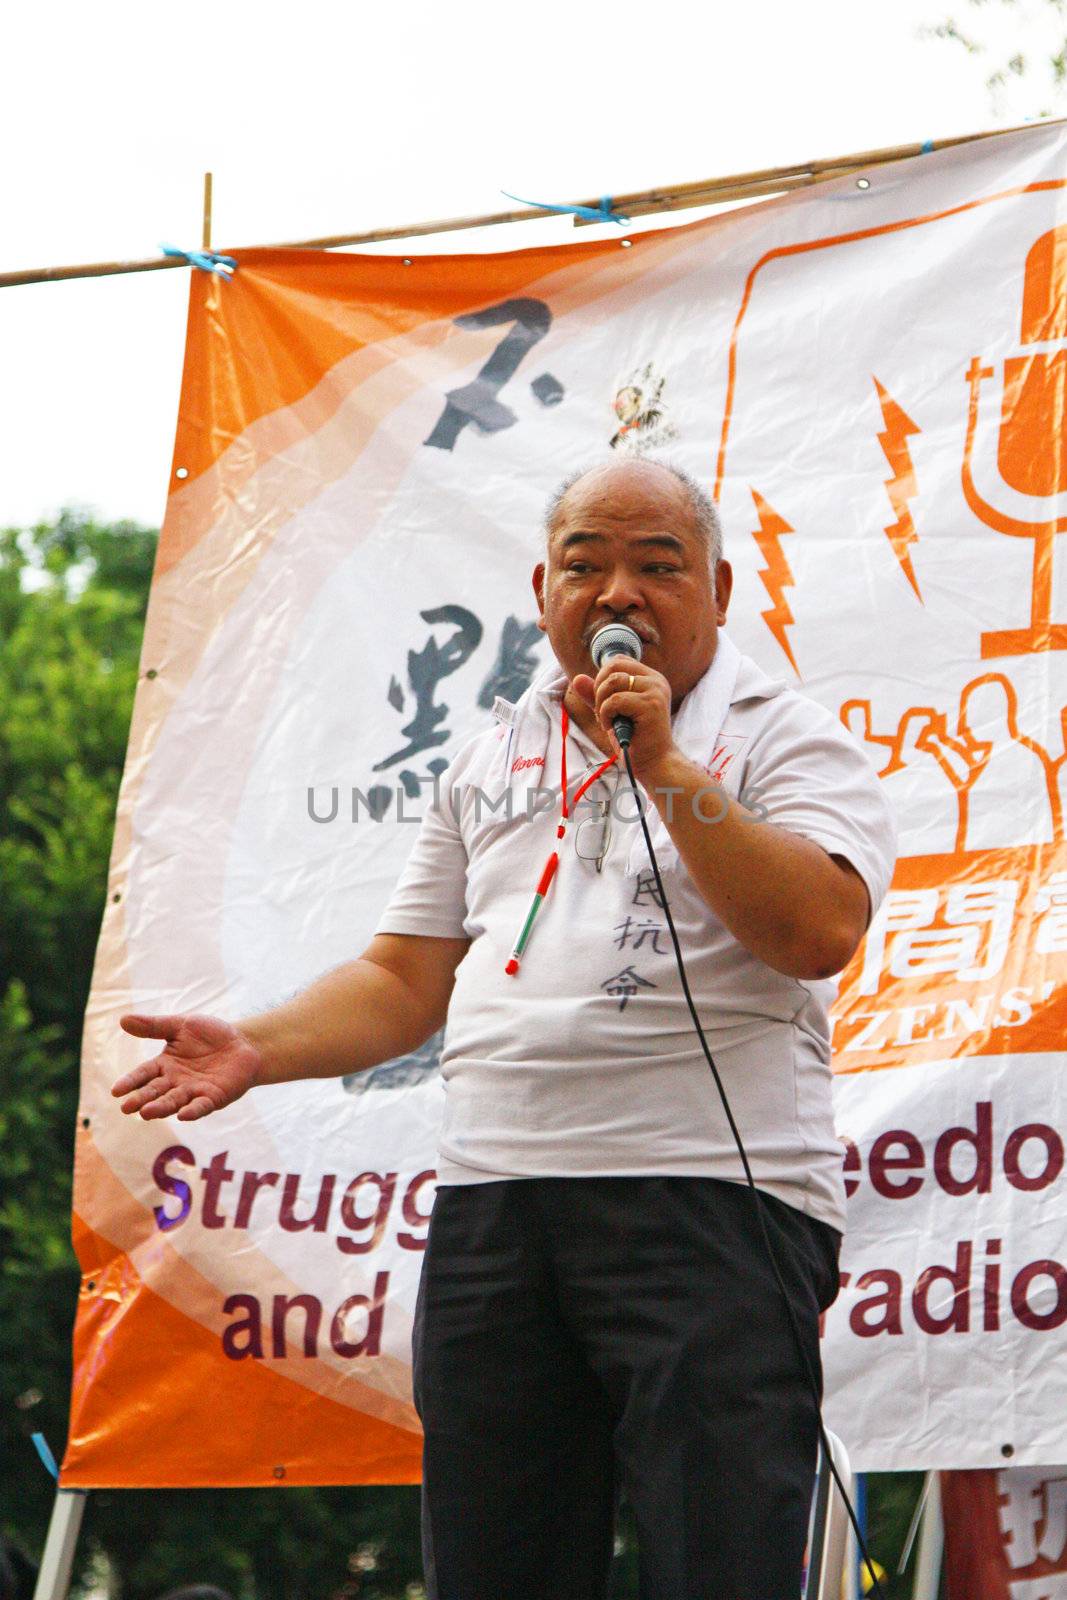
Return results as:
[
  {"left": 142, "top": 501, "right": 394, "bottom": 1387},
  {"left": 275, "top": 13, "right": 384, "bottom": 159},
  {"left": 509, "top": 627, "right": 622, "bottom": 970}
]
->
[{"left": 113, "top": 1014, "right": 263, "bottom": 1121}]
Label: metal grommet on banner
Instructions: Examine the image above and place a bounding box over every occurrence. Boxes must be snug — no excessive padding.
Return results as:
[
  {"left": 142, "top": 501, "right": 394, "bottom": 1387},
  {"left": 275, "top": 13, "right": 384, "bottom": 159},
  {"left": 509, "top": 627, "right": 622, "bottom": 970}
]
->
[{"left": 160, "top": 243, "right": 238, "bottom": 278}]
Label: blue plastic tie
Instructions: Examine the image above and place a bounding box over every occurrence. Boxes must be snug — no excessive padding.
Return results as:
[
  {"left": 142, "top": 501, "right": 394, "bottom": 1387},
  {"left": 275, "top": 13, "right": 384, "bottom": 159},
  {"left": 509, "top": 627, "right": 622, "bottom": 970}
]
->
[
  {"left": 31, "top": 1432, "right": 59, "bottom": 1479},
  {"left": 920, "top": 140, "right": 934, "bottom": 155},
  {"left": 160, "top": 244, "right": 238, "bottom": 277},
  {"left": 501, "top": 190, "right": 629, "bottom": 226}
]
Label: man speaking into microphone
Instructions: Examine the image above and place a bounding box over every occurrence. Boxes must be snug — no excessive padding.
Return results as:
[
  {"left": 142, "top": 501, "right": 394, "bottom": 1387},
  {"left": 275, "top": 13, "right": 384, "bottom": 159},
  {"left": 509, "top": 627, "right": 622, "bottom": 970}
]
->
[{"left": 113, "top": 457, "right": 896, "bottom": 1600}]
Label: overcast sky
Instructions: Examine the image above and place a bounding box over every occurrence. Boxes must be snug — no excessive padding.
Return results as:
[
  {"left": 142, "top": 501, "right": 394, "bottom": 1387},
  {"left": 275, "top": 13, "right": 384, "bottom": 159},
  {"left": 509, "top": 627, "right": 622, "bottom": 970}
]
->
[{"left": 0, "top": 0, "right": 1056, "bottom": 529}]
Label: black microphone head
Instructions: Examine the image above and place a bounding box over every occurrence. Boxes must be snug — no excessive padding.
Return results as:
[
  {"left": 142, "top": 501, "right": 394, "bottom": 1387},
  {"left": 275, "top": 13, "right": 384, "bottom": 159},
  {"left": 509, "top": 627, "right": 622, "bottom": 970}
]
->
[{"left": 590, "top": 622, "right": 643, "bottom": 670}]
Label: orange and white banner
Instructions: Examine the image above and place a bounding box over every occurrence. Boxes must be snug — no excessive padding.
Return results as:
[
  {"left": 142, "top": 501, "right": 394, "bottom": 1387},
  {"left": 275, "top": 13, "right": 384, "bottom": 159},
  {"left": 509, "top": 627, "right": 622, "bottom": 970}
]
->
[{"left": 64, "top": 121, "right": 1067, "bottom": 1486}]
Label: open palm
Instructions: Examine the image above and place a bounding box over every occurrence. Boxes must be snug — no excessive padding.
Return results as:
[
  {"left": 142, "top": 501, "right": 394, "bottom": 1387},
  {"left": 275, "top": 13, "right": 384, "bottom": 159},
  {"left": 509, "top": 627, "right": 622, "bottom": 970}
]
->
[{"left": 113, "top": 1013, "right": 262, "bottom": 1121}]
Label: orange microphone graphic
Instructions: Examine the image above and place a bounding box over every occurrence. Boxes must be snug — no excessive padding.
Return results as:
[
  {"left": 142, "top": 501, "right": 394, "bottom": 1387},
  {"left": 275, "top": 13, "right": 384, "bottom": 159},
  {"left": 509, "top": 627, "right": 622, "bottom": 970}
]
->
[{"left": 962, "top": 225, "right": 1067, "bottom": 657}]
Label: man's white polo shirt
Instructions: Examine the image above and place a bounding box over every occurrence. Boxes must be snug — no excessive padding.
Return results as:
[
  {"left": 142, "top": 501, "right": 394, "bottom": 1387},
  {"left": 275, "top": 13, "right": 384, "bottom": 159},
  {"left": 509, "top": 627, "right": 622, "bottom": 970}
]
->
[{"left": 376, "top": 650, "right": 897, "bottom": 1232}]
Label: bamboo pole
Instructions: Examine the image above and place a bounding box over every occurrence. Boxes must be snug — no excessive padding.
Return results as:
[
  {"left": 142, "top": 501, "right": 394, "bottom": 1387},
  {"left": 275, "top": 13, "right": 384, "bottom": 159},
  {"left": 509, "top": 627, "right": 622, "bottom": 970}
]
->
[
  {"left": 202, "top": 172, "right": 213, "bottom": 251},
  {"left": 0, "top": 117, "right": 1058, "bottom": 291},
  {"left": 569, "top": 122, "right": 1036, "bottom": 224}
]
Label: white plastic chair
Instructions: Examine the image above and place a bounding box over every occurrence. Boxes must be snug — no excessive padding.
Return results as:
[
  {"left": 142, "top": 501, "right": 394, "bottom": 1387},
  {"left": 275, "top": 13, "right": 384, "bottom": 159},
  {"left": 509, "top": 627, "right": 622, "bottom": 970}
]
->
[{"left": 805, "top": 1428, "right": 853, "bottom": 1599}]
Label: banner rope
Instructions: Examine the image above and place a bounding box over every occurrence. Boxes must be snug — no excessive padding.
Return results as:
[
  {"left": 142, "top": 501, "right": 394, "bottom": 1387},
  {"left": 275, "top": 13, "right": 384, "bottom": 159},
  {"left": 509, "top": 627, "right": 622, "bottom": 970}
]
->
[
  {"left": 159, "top": 244, "right": 237, "bottom": 278},
  {"left": 31, "top": 1431, "right": 59, "bottom": 1479},
  {"left": 499, "top": 190, "right": 629, "bottom": 226}
]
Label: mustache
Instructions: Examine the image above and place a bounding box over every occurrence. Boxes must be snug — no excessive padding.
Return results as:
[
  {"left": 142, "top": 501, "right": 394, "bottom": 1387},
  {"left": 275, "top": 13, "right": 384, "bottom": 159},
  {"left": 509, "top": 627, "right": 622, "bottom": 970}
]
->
[{"left": 581, "top": 618, "right": 661, "bottom": 650}]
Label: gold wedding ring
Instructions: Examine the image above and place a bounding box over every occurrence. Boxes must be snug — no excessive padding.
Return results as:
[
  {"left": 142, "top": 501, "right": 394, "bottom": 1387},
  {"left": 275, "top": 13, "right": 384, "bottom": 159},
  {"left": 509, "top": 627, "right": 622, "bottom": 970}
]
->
[{"left": 628, "top": 674, "right": 635, "bottom": 691}]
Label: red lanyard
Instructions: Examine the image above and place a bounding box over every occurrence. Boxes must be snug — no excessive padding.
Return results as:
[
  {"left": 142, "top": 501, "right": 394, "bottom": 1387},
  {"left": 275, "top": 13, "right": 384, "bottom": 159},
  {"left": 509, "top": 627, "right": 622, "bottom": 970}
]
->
[{"left": 504, "top": 704, "right": 618, "bottom": 976}]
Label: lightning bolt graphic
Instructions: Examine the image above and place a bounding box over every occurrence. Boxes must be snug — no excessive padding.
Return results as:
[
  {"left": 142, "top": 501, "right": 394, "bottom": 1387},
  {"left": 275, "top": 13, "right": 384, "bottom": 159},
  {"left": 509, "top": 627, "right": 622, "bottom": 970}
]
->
[
  {"left": 873, "top": 377, "right": 923, "bottom": 601},
  {"left": 750, "top": 489, "right": 798, "bottom": 674}
]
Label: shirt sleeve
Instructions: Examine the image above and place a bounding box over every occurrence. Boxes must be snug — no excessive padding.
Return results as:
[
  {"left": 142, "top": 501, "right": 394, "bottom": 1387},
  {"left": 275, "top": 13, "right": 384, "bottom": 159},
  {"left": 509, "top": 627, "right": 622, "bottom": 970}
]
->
[
  {"left": 373, "top": 746, "right": 475, "bottom": 941},
  {"left": 738, "top": 692, "right": 898, "bottom": 926}
]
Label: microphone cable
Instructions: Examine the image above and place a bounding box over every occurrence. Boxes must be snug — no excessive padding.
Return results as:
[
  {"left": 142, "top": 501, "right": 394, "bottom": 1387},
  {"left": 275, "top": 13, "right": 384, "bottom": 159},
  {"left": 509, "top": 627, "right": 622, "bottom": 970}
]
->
[{"left": 620, "top": 741, "right": 888, "bottom": 1600}]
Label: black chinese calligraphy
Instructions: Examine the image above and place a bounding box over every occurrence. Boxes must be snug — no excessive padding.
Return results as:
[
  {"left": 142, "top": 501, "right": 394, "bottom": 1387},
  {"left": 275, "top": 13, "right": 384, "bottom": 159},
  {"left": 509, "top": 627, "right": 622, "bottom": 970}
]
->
[
  {"left": 360, "top": 785, "right": 394, "bottom": 822},
  {"left": 374, "top": 605, "right": 483, "bottom": 775},
  {"left": 530, "top": 372, "right": 565, "bottom": 407},
  {"left": 600, "top": 966, "right": 658, "bottom": 1011},
  {"left": 477, "top": 615, "right": 545, "bottom": 708},
  {"left": 613, "top": 916, "right": 669, "bottom": 955},
  {"left": 631, "top": 870, "right": 665, "bottom": 910},
  {"left": 424, "top": 298, "right": 563, "bottom": 451},
  {"left": 397, "top": 758, "right": 448, "bottom": 804},
  {"left": 343, "top": 1029, "right": 444, "bottom": 1095}
]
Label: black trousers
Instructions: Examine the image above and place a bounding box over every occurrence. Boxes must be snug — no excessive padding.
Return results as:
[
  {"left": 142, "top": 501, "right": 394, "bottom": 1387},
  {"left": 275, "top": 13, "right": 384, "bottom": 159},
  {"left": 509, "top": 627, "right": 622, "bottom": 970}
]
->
[{"left": 412, "top": 1175, "right": 841, "bottom": 1600}]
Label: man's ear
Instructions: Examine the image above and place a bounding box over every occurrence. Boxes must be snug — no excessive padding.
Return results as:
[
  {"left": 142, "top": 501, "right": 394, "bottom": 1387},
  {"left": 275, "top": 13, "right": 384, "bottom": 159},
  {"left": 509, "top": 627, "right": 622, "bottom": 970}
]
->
[
  {"left": 532, "top": 562, "right": 547, "bottom": 632},
  {"left": 715, "top": 559, "right": 733, "bottom": 624}
]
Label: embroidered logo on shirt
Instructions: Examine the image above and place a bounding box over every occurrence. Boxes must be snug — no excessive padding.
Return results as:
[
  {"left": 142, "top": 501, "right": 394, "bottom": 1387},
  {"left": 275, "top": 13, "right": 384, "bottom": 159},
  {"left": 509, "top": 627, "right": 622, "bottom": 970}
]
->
[
  {"left": 705, "top": 733, "right": 748, "bottom": 786},
  {"left": 511, "top": 754, "right": 545, "bottom": 773}
]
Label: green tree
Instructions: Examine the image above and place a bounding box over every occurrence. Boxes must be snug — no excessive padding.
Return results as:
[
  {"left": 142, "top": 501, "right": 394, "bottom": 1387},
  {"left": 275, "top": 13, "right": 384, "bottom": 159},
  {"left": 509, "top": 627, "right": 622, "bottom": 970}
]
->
[
  {"left": 0, "top": 510, "right": 157, "bottom": 1578},
  {"left": 922, "top": 0, "right": 1067, "bottom": 117},
  {"left": 862, "top": 1471, "right": 929, "bottom": 1598},
  {"left": 0, "top": 512, "right": 427, "bottom": 1598}
]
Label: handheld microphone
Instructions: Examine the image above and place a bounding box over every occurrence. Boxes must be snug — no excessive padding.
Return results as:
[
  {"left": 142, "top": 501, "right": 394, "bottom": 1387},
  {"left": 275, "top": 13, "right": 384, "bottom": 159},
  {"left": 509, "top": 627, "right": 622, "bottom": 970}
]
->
[{"left": 590, "top": 622, "right": 643, "bottom": 748}]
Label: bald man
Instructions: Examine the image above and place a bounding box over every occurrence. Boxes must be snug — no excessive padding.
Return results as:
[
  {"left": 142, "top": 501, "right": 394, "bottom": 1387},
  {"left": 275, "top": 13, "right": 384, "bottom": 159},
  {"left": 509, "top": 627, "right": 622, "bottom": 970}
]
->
[{"left": 114, "top": 457, "right": 896, "bottom": 1600}]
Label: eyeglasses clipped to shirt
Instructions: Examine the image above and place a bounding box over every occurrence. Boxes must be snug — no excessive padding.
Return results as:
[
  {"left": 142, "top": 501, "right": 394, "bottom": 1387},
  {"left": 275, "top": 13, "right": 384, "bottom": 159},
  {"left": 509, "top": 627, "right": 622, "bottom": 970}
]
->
[{"left": 572, "top": 762, "right": 622, "bottom": 872}]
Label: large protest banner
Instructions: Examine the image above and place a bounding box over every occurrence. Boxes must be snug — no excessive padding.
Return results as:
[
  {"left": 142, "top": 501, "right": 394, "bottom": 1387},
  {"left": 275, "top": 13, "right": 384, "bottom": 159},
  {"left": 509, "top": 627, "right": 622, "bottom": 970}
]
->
[{"left": 63, "top": 121, "right": 1067, "bottom": 1486}]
